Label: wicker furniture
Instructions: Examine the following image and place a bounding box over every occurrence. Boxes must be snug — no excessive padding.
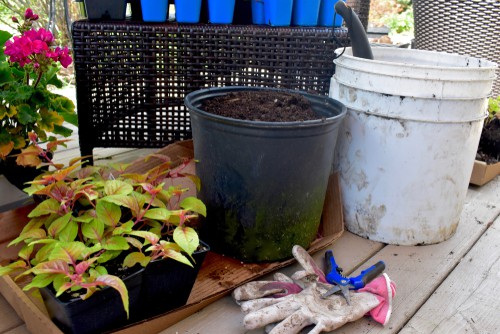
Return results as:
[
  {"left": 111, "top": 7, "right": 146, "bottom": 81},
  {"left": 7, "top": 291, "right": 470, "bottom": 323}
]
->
[
  {"left": 414, "top": 0, "right": 500, "bottom": 96},
  {"left": 346, "top": 0, "right": 371, "bottom": 31},
  {"left": 72, "top": 21, "right": 349, "bottom": 162}
]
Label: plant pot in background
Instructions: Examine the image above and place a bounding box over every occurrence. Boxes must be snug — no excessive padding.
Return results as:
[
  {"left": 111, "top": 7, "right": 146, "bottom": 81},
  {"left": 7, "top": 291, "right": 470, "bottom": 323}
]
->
[
  {"left": 1, "top": 151, "right": 52, "bottom": 191},
  {"left": 318, "top": 0, "right": 345, "bottom": 27},
  {"left": 233, "top": 0, "right": 253, "bottom": 24},
  {"left": 251, "top": 0, "right": 265, "bottom": 24},
  {"left": 207, "top": 0, "right": 236, "bottom": 24},
  {"left": 292, "top": 0, "right": 321, "bottom": 26},
  {"left": 84, "top": 0, "right": 127, "bottom": 20},
  {"left": 186, "top": 87, "right": 346, "bottom": 262},
  {"left": 264, "top": 0, "right": 293, "bottom": 26},
  {"left": 39, "top": 268, "right": 144, "bottom": 334},
  {"left": 175, "top": 0, "right": 202, "bottom": 23},
  {"left": 139, "top": 241, "right": 210, "bottom": 318},
  {"left": 141, "top": 0, "right": 169, "bottom": 22}
]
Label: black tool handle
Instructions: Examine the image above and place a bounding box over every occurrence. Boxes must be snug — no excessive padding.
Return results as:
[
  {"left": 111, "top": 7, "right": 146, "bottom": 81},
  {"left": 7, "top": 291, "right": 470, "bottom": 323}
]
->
[
  {"left": 334, "top": 1, "right": 373, "bottom": 59},
  {"left": 351, "top": 261, "right": 385, "bottom": 289}
]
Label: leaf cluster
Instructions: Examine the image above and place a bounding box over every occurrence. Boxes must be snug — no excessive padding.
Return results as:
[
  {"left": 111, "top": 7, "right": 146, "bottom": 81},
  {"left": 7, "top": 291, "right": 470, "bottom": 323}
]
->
[
  {"left": 487, "top": 96, "right": 500, "bottom": 125},
  {"left": 0, "top": 29, "right": 78, "bottom": 163},
  {"left": 0, "top": 156, "right": 206, "bottom": 318}
]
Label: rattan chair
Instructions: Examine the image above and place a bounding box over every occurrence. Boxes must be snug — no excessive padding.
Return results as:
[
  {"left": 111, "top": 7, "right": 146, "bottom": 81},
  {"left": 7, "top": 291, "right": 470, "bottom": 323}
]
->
[
  {"left": 414, "top": 0, "right": 500, "bottom": 96},
  {"left": 72, "top": 23, "right": 349, "bottom": 163},
  {"left": 346, "top": 0, "right": 371, "bottom": 31}
]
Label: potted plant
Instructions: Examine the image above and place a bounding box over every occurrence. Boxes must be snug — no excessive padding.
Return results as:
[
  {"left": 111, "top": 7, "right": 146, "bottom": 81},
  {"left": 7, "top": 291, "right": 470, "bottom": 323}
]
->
[
  {"left": 0, "top": 138, "right": 209, "bottom": 334},
  {"left": 471, "top": 96, "right": 500, "bottom": 185},
  {"left": 264, "top": 0, "right": 293, "bottom": 26},
  {"left": 185, "top": 86, "right": 346, "bottom": 262},
  {"left": 0, "top": 9, "right": 77, "bottom": 189}
]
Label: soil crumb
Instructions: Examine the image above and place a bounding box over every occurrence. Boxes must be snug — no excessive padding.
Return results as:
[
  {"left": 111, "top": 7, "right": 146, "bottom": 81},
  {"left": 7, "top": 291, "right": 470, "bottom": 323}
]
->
[{"left": 201, "top": 90, "right": 318, "bottom": 122}]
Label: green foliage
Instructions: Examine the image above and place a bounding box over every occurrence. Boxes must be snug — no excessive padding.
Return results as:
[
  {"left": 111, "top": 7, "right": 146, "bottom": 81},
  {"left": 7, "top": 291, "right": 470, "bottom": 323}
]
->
[
  {"left": 487, "top": 96, "right": 500, "bottom": 124},
  {"left": 0, "top": 17, "right": 77, "bottom": 164},
  {"left": 383, "top": 6, "right": 414, "bottom": 35},
  {"left": 0, "top": 155, "right": 205, "bottom": 317}
]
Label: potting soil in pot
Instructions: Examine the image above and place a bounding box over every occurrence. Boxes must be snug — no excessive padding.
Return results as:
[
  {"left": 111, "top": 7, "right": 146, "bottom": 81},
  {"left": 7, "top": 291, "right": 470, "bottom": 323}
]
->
[
  {"left": 186, "top": 87, "right": 346, "bottom": 262},
  {"left": 200, "top": 91, "right": 318, "bottom": 122}
]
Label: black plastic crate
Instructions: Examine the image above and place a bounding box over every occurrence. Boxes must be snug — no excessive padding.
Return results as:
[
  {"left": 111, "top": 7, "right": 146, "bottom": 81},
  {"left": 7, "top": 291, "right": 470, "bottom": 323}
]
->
[{"left": 72, "top": 21, "right": 349, "bottom": 161}]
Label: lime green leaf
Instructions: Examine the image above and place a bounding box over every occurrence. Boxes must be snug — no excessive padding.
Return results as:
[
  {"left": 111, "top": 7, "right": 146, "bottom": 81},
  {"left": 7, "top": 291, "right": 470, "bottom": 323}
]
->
[
  {"left": 82, "top": 219, "right": 105, "bottom": 240},
  {"left": 18, "top": 244, "right": 34, "bottom": 262},
  {"left": 53, "top": 274, "right": 70, "bottom": 293},
  {"left": 162, "top": 248, "right": 192, "bottom": 267},
  {"left": 59, "top": 219, "right": 78, "bottom": 242},
  {"left": 49, "top": 242, "right": 86, "bottom": 263},
  {"left": 112, "top": 221, "right": 134, "bottom": 235},
  {"left": 51, "top": 96, "right": 75, "bottom": 114},
  {"left": 0, "top": 260, "right": 27, "bottom": 276},
  {"left": 180, "top": 197, "right": 206, "bottom": 217},
  {"left": 143, "top": 207, "right": 171, "bottom": 221},
  {"left": 47, "top": 213, "right": 72, "bottom": 238},
  {"left": 123, "top": 252, "right": 150, "bottom": 268},
  {"left": 28, "top": 198, "right": 60, "bottom": 217},
  {"left": 128, "top": 231, "right": 160, "bottom": 245},
  {"left": 9, "top": 228, "right": 46, "bottom": 246},
  {"left": 32, "top": 242, "right": 57, "bottom": 265},
  {"left": 24, "top": 273, "right": 61, "bottom": 291},
  {"left": 31, "top": 259, "right": 70, "bottom": 275},
  {"left": 96, "top": 200, "right": 121, "bottom": 227},
  {"left": 95, "top": 275, "right": 129, "bottom": 317},
  {"left": 104, "top": 180, "right": 133, "bottom": 196},
  {"left": 125, "top": 236, "right": 144, "bottom": 250},
  {"left": 173, "top": 226, "right": 199, "bottom": 256},
  {"left": 102, "top": 236, "right": 130, "bottom": 251}
]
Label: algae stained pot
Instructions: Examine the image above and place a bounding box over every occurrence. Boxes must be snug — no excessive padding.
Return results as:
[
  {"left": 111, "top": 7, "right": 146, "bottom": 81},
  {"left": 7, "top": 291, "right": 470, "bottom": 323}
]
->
[
  {"left": 330, "top": 47, "right": 497, "bottom": 245},
  {"left": 186, "top": 87, "right": 346, "bottom": 262}
]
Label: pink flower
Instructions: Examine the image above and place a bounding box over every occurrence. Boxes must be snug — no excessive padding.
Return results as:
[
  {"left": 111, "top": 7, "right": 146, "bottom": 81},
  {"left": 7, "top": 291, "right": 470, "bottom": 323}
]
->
[
  {"left": 31, "top": 40, "right": 49, "bottom": 53},
  {"left": 24, "top": 8, "right": 34, "bottom": 20},
  {"left": 58, "top": 47, "right": 73, "bottom": 68},
  {"left": 12, "top": 16, "right": 18, "bottom": 23}
]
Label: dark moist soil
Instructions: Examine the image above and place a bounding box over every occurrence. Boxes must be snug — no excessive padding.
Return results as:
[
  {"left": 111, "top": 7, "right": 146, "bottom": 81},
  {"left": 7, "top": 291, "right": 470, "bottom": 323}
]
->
[
  {"left": 201, "top": 90, "right": 318, "bottom": 122},
  {"left": 477, "top": 118, "right": 500, "bottom": 164}
]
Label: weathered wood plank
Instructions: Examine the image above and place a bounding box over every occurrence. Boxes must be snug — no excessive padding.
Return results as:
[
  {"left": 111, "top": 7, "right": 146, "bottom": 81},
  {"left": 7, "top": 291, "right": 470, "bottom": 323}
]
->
[
  {"left": 161, "top": 232, "right": 385, "bottom": 333},
  {"left": 0, "top": 294, "right": 23, "bottom": 333},
  {"left": 400, "top": 216, "right": 500, "bottom": 334},
  {"left": 335, "top": 177, "right": 500, "bottom": 334}
]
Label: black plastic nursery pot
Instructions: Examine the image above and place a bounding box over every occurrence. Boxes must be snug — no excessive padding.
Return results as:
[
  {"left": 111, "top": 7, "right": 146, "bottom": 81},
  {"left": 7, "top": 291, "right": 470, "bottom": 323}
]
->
[
  {"left": 39, "top": 268, "right": 144, "bottom": 334},
  {"left": 185, "top": 86, "right": 346, "bottom": 262},
  {"left": 139, "top": 241, "right": 210, "bottom": 319},
  {"left": 84, "top": 0, "right": 127, "bottom": 20},
  {"left": 1, "top": 151, "right": 52, "bottom": 191}
]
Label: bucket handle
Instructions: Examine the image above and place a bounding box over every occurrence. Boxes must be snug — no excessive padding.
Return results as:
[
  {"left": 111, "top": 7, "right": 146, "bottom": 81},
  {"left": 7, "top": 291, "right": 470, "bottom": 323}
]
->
[{"left": 348, "top": 108, "right": 488, "bottom": 124}]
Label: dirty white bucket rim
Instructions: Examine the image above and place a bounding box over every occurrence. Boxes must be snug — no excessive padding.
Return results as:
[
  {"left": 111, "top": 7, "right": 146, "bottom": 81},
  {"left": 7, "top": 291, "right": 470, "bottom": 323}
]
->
[{"left": 334, "top": 47, "right": 497, "bottom": 99}]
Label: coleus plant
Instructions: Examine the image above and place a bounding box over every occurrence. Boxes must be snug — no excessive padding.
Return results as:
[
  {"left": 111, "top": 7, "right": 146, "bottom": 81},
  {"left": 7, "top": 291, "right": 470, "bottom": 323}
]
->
[{"left": 0, "top": 139, "right": 206, "bottom": 318}]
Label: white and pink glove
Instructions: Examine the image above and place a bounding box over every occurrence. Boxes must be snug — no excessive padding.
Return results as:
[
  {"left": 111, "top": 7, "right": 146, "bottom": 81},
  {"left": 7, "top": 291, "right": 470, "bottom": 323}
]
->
[{"left": 232, "top": 246, "right": 395, "bottom": 333}]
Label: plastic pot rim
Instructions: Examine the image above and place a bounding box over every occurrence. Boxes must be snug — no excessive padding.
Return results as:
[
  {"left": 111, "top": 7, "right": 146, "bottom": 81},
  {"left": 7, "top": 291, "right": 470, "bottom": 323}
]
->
[{"left": 185, "top": 86, "right": 346, "bottom": 129}]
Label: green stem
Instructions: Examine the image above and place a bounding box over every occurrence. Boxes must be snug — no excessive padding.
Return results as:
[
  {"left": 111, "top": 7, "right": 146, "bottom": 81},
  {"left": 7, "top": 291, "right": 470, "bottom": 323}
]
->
[{"left": 33, "top": 71, "right": 43, "bottom": 89}]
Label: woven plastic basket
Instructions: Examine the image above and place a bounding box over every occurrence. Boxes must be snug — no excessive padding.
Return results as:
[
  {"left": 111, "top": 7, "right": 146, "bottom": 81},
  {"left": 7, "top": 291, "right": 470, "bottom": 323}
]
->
[
  {"left": 414, "top": 0, "right": 500, "bottom": 96},
  {"left": 346, "top": 0, "right": 371, "bottom": 31},
  {"left": 72, "top": 22, "right": 349, "bottom": 162}
]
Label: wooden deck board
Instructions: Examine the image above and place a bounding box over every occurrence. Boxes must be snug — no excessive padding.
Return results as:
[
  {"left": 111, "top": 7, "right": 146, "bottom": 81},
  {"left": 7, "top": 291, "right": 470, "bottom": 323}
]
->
[
  {"left": 400, "top": 216, "right": 500, "bottom": 334},
  {"left": 0, "top": 294, "right": 23, "bottom": 333}
]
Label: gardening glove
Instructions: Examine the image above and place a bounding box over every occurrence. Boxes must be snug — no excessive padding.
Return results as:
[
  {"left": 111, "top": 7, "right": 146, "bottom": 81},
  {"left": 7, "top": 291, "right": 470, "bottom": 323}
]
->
[
  {"left": 232, "top": 246, "right": 396, "bottom": 333},
  {"left": 235, "top": 281, "right": 380, "bottom": 334}
]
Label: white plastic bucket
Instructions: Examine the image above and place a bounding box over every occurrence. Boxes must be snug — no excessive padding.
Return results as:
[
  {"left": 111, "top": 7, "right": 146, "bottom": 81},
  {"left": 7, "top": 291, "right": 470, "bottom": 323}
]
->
[{"left": 331, "top": 47, "right": 497, "bottom": 245}]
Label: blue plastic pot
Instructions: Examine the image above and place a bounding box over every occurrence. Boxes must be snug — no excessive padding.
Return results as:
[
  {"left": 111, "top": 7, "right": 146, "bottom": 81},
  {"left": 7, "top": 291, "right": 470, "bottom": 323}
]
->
[
  {"left": 141, "top": 0, "right": 168, "bottom": 22},
  {"left": 318, "top": 0, "right": 344, "bottom": 27},
  {"left": 251, "top": 0, "right": 265, "bottom": 24},
  {"left": 292, "top": 0, "right": 321, "bottom": 26},
  {"left": 175, "top": 0, "right": 202, "bottom": 23},
  {"left": 208, "top": 0, "right": 236, "bottom": 24},
  {"left": 264, "top": 0, "right": 293, "bottom": 26}
]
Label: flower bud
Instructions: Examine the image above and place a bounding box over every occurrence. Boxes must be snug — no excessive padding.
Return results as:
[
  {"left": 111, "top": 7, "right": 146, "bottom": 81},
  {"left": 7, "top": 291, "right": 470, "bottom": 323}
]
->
[
  {"left": 24, "top": 8, "right": 34, "bottom": 20},
  {"left": 31, "top": 14, "right": 39, "bottom": 21},
  {"left": 12, "top": 16, "right": 18, "bottom": 23}
]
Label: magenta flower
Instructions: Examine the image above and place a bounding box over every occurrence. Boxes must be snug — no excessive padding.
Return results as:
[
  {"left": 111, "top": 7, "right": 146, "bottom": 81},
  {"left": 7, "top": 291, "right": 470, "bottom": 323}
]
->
[
  {"left": 24, "top": 8, "right": 34, "bottom": 20},
  {"left": 58, "top": 47, "right": 73, "bottom": 68}
]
